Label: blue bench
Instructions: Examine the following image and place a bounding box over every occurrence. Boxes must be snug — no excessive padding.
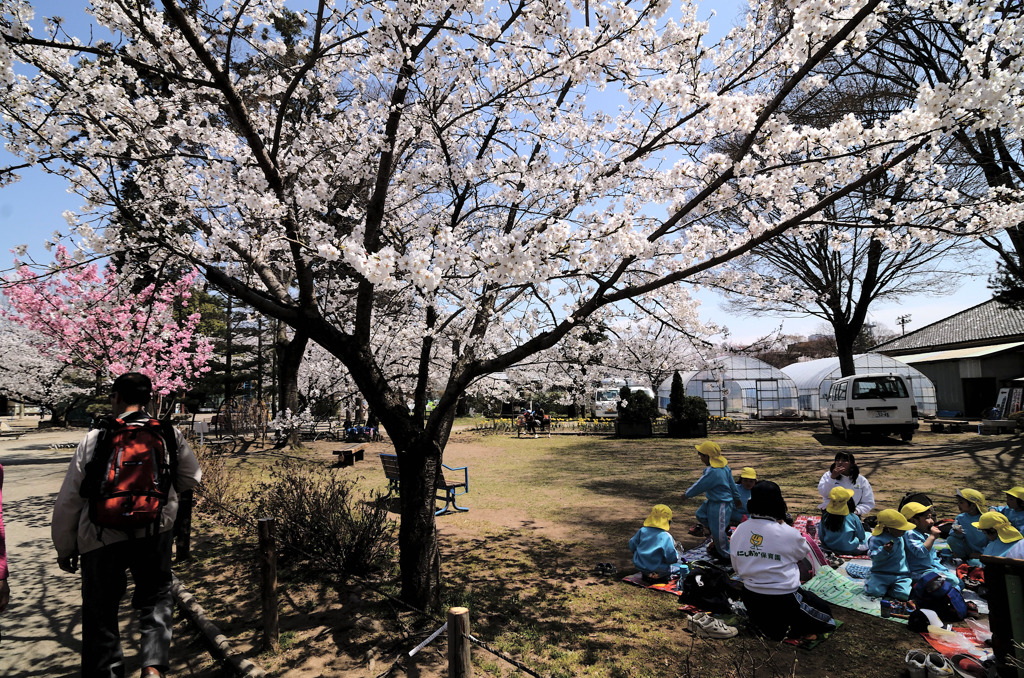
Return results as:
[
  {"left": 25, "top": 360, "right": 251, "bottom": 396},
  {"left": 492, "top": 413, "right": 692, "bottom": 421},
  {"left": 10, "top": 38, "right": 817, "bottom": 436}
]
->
[{"left": 379, "top": 453, "right": 469, "bottom": 515}]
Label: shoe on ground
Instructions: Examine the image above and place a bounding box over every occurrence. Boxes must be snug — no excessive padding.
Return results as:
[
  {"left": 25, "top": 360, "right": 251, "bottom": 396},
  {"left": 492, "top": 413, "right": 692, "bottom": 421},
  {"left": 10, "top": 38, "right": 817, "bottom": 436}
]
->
[
  {"left": 905, "top": 649, "right": 928, "bottom": 678},
  {"left": 688, "top": 613, "right": 738, "bottom": 639},
  {"left": 925, "top": 652, "right": 954, "bottom": 677},
  {"left": 951, "top": 654, "right": 986, "bottom": 678}
]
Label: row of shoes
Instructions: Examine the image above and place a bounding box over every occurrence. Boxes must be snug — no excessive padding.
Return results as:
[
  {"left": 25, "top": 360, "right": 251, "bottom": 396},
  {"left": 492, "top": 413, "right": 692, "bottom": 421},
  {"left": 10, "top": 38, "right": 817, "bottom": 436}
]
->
[
  {"left": 905, "top": 649, "right": 955, "bottom": 677},
  {"left": 593, "top": 562, "right": 617, "bottom": 576},
  {"left": 687, "top": 612, "right": 738, "bottom": 639}
]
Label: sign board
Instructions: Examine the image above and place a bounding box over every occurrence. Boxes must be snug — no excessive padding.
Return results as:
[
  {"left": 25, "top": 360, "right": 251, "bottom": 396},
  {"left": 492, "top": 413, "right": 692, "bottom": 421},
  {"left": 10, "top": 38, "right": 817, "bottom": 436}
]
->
[
  {"left": 994, "top": 388, "right": 1010, "bottom": 418},
  {"left": 193, "top": 421, "right": 210, "bottom": 434}
]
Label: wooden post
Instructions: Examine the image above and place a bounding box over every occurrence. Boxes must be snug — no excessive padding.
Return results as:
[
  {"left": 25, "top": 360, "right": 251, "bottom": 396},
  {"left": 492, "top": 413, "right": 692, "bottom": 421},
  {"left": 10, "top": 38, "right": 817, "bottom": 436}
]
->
[
  {"left": 258, "top": 517, "right": 279, "bottom": 651},
  {"left": 174, "top": 490, "right": 193, "bottom": 561},
  {"left": 447, "top": 607, "right": 471, "bottom": 677}
]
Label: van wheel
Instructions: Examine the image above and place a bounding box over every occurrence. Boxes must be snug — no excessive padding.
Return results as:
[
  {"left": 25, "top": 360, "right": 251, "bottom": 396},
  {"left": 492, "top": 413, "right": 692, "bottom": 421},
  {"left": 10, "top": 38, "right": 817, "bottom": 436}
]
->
[
  {"left": 842, "top": 421, "right": 856, "bottom": 442},
  {"left": 901, "top": 431, "right": 913, "bottom": 442},
  {"left": 829, "top": 418, "right": 840, "bottom": 437}
]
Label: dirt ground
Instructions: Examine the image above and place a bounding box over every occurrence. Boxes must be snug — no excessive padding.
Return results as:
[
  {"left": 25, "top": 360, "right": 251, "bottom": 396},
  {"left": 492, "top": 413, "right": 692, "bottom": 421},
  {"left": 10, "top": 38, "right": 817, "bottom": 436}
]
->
[{"left": 175, "top": 423, "right": 1023, "bottom": 677}]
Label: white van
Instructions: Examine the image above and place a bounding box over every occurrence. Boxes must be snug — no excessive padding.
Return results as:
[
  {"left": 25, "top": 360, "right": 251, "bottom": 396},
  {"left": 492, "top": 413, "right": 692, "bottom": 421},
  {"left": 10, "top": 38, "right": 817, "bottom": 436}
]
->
[{"left": 825, "top": 373, "right": 919, "bottom": 441}]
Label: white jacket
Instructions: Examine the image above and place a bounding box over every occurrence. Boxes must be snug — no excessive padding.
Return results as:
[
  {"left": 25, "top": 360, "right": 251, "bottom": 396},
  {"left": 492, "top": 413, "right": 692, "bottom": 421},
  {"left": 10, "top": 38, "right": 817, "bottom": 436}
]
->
[
  {"left": 51, "top": 411, "right": 202, "bottom": 558},
  {"left": 817, "top": 471, "right": 875, "bottom": 516}
]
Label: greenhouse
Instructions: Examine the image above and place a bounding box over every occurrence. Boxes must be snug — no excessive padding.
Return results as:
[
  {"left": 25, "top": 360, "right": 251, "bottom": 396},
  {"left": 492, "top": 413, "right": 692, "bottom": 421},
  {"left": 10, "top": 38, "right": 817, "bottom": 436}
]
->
[
  {"left": 780, "top": 353, "right": 938, "bottom": 418},
  {"left": 657, "top": 355, "right": 800, "bottom": 418}
]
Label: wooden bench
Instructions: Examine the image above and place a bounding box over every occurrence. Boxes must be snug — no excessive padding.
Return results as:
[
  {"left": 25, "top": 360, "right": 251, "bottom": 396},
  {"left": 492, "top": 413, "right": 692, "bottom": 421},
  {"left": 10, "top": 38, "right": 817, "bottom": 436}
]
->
[
  {"left": 333, "top": 443, "right": 367, "bottom": 467},
  {"left": 929, "top": 419, "right": 970, "bottom": 433},
  {"left": 379, "top": 453, "right": 469, "bottom": 515}
]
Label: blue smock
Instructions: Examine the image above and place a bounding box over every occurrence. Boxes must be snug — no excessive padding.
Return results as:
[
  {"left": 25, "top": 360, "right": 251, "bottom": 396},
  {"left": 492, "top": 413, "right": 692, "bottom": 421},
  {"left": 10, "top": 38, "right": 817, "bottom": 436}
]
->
[
  {"left": 730, "top": 482, "right": 752, "bottom": 523},
  {"left": 946, "top": 512, "right": 988, "bottom": 559},
  {"left": 904, "top": 529, "right": 955, "bottom": 585},
  {"left": 819, "top": 513, "right": 867, "bottom": 555},
  {"left": 866, "top": 533, "right": 912, "bottom": 599},
  {"left": 686, "top": 465, "right": 740, "bottom": 557},
  {"left": 629, "top": 526, "right": 678, "bottom": 575},
  {"left": 982, "top": 537, "right": 1022, "bottom": 557}
]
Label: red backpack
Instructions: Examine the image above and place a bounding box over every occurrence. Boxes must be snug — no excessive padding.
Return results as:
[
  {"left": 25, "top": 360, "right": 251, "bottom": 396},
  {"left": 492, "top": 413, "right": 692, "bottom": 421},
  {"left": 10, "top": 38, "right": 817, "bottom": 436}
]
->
[{"left": 80, "top": 414, "right": 178, "bottom": 535}]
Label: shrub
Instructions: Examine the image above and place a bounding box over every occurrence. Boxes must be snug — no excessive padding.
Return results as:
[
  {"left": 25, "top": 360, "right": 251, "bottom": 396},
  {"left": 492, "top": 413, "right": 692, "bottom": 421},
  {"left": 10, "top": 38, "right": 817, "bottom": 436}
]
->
[
  {"left": 251, "top": 461, "right": 396, "bottom": 577},
  {"left": 675, "top": 395, "right": 709, "bottom": 424},
  {"left": 617, "top": 386, "right": 660, "bottom": 423},
  {"left": 193, "top": 442, "right": 238, "bottom": 509}
]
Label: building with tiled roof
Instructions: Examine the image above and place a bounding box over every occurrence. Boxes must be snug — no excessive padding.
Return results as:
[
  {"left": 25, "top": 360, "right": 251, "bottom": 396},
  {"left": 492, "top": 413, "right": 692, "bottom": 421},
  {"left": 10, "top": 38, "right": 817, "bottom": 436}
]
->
[{"left": 874, "top": 300, "right": 1024, "bottom": 416}]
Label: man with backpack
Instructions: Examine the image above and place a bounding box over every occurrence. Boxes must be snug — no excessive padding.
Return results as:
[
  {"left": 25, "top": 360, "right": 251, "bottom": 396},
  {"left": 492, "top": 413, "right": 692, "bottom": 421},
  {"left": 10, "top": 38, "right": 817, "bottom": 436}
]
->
[{"left": 51, "top": 372, "right": 202, "bottom": 678}]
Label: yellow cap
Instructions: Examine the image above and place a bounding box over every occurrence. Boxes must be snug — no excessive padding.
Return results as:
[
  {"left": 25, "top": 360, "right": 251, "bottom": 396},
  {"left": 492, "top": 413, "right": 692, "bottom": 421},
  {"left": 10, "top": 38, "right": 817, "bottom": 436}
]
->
[
  {"left": 740, "top": 467, "right": 757, "bottom": 480},
  {"left": 871, "top": 509, "right": 916, "bottom": 536},
  {"left": 1006, "top": 487, "right": 1024, "bottom": 501},
  {"left": 826, "top": 487, "right": 855, "bottom": 516},
  {"left": 643, "top": 504, "right": 673, "bottom": 531},
  {"left": 900, "top": 502, "right": 933, "bottom": 520},
  {"left": 695, "top": 441, "right": 727, "bottom": 468},
  {"left": 957, "top": 488, "right": 986, "bottom": 515},
  {"left": 972, "top": 511, "right": 1024, "bottom": 543}
]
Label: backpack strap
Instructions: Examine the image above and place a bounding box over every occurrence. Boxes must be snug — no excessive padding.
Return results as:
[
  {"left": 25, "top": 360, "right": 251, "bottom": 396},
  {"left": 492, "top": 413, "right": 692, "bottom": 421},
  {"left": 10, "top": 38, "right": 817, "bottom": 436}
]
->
[
  {"left": 158, "top": 419, "right": 179, "bottom": 491},
  {"left": 80, "top": 416, "right": 122, "bottom": 499}
]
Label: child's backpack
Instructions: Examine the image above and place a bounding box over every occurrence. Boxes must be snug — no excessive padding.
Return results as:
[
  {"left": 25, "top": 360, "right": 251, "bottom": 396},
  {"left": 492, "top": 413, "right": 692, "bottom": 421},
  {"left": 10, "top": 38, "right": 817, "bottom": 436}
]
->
[
  {"left": 80, "top": 414, "right": 178, "bottom": 536},
  {"left": 911, "top": 572, "right": 968, "bottom": 622},
  {"left": 680, "top": 561, "right": 741, "bottom": 614}
]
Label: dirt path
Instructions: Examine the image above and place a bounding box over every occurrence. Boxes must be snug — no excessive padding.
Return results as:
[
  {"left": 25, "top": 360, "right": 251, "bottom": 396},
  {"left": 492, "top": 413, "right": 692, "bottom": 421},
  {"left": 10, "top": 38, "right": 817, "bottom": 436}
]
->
[{"left": 0, "top": 427, "right": 220, "bottom": 678}]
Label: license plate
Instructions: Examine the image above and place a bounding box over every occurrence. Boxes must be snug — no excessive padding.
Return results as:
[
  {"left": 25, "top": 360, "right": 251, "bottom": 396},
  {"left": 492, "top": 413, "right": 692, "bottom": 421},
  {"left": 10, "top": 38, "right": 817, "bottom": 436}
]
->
[{"left": 874, "top": 411, "right": 890, "bottom": 418}]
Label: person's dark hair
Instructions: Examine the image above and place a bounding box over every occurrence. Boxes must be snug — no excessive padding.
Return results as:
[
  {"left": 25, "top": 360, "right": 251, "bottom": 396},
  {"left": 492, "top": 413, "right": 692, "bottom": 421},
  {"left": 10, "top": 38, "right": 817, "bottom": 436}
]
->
[
  {"left": 111, "top": 372, "right": 152, "bottom": 406},
  {"left": 747, "top": 481, "right": 788, "bottom": 521},
  {"left": 821, "top": 499, "right": 857, "bottom": 532},
  {"left": 829, "top": 451, "right": 859, "bottom": 479},
  {"left": 898, "top": 492, "right": 932, "bottom": 511}
]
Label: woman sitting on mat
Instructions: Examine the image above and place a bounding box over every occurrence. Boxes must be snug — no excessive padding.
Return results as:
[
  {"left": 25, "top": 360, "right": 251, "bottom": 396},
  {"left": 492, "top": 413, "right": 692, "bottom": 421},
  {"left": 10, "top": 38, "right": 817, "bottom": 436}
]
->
[
  {"left": 731, "top": 481, "right": 837, "bottom": 641},
  {"left": 817, "top": 451, "right": 874, "bottom": 517}
]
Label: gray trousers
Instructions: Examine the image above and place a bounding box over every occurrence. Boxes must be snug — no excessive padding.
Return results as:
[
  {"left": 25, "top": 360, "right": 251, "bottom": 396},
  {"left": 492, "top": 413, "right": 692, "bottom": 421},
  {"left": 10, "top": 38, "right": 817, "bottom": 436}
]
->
[{"left": 80, "top": 530, "right": 174, "bottom": 678}]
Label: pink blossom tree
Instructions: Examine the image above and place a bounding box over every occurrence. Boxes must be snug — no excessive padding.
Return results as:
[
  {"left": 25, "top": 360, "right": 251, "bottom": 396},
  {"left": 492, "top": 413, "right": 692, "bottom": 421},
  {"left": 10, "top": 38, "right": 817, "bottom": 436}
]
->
[{"left": 2, "top": 246, "right": 213, "bottom": 400}]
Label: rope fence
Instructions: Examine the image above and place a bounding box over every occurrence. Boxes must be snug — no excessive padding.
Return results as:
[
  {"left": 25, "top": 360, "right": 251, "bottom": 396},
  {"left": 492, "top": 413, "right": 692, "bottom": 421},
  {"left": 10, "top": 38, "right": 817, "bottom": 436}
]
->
[{"left": 192, "top": 485, "right": 549, "bottom": 677}]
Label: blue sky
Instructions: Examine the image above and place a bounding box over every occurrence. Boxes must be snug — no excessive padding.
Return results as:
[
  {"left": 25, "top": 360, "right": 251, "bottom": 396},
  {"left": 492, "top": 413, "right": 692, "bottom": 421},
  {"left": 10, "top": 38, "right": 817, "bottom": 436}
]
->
[{"left": 0, "top": 0, "right": 998, "bottom": 343}]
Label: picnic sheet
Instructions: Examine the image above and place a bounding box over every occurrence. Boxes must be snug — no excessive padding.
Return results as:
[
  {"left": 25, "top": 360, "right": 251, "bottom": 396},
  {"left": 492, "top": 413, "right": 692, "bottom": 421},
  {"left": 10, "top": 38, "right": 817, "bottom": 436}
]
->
[
  {"left": 801, "top": 565, "right": 905, "bottom": 622},
  {"left": 621, "top": 571, "right": 683, "bottom": 596}
]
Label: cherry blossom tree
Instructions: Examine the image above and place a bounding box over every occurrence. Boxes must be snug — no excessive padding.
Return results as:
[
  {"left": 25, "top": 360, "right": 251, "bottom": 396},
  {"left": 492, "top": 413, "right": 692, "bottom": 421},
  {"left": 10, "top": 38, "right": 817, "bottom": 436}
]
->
[
  {"left": 2, "top": 246, "right": 213, "bottom": 396},
  {"left": 2, "top": 0, "right": 1023, "bottom": 606},
  {"left": 0, "top": 321, "right": 91, "bottom": 424}
]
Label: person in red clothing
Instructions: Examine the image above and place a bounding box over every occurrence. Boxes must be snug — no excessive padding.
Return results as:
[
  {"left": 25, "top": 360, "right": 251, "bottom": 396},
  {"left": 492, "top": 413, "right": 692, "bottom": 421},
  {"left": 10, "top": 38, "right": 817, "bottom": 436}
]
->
[{"left": 0, "top": 463, "right": 9, "bottom": 615}]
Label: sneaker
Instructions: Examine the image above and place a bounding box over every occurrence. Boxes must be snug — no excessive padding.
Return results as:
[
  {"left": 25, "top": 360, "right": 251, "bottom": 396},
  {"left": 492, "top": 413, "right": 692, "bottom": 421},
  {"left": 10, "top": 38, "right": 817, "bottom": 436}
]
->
[
  {"left": 688, "top": 613, "right": 738, "bottom": 639},
  {"left": 905, "top": 649, "right": 928, "bottom": 678},
  {"left": 925, "top": 653, "right": 954, "bottom": 677}
]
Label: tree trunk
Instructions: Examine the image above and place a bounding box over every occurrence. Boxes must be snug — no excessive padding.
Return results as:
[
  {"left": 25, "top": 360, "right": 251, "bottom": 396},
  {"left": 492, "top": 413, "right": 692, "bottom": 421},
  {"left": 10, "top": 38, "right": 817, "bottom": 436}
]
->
[
  {"left": 275, "top": 326, "right": 309, "bottom": 447},
  {"left": 835, "top": 330, "right": 857, "bottom": 377},
  {"left": 398, "top": 435, "right": 442, "bottom": 609}
]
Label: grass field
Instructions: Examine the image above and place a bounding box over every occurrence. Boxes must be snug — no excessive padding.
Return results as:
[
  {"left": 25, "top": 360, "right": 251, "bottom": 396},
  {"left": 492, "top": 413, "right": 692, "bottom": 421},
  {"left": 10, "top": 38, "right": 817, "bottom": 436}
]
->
[{"left": 177, "top": 423, "right": 1023, "bottom": 677}]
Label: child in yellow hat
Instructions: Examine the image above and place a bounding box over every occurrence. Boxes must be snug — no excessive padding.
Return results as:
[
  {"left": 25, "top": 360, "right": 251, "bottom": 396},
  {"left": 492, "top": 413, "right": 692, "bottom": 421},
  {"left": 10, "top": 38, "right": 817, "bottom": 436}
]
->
[
  {"left": 730, "top": 467, "right": 757, "bottom": 524},
  {"left": 819, "top": 487, "right": 868, "bottom": 555},
  {"left": 865, "top": 509, "right": 915, "bottom": 600},
  {"left": 686, "top": 441, "right": 742, "bottom": 561},
  {"left": 629, "top": 505, "right": 682, "bottom": 582},
  {"left": 900, "top": 502, "right": 958, "bottom": 586},
  {"left": 948, "top": 488, "right": 988, "bottom": 560},
  {"left": 973, "top": 511, "right": 1024, "bottom": 557},
  {"left": 995, "top": 487, "right": 1024, "bottom": 532}
]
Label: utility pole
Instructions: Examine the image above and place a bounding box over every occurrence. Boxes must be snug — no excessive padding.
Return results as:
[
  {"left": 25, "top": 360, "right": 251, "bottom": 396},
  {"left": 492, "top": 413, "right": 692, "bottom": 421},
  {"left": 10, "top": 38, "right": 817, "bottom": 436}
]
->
[{"left": 897, "top": 314, "right": 912, "bottom": 336}]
